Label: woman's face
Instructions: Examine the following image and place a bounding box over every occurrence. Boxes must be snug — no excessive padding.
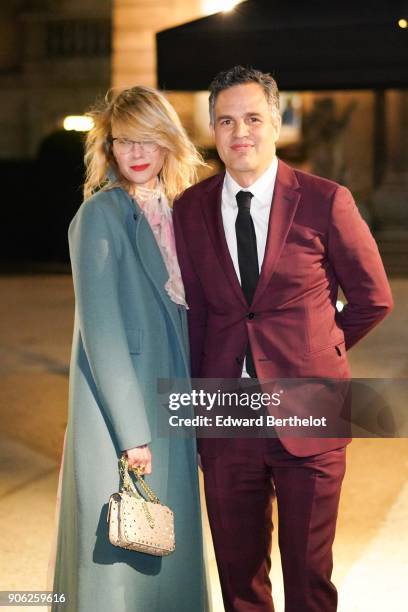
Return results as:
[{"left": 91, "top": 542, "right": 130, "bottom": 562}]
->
[{"left": 111, "top": 132, "right": 166, "bottom": 190}]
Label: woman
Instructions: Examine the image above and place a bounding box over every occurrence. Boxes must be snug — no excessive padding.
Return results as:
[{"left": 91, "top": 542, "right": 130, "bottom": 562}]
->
[{"left": 51, "top": 87, "right": 208, "bottom": 611}]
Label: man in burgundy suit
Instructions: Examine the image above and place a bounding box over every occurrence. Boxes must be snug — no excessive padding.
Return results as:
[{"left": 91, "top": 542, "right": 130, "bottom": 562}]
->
[{"left": 173, "top": 66, "right": 393, "bottom": 612}]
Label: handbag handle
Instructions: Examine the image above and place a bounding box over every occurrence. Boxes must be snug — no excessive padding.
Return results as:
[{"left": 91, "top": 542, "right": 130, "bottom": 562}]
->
[{"left": 119, "top": 455, "right": 161, "bottom": 505}]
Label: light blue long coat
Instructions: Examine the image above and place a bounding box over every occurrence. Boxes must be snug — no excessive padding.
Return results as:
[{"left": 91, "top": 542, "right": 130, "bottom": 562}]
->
[{"left": 52, "top": 184, "right": 208, "bottom": 612}]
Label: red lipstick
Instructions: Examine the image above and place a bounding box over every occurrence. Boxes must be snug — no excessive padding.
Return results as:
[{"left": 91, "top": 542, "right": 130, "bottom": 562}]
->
[
  {"left": 231, "top": 144, "right": 253, "bottom": 151},
  {"left": 131, "top": 164, "right": 150, "bottom": 171}
]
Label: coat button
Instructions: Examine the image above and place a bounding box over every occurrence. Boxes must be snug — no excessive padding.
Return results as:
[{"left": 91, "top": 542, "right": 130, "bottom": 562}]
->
[
  {"left": 133, "top": 213, "right": 137, "bottom": 220},
  {"left": 247, "top": 312, "right": 255, "bottom": 320},
  {"left": 235, "top": 357, "right": 243, "bottom": 365}
]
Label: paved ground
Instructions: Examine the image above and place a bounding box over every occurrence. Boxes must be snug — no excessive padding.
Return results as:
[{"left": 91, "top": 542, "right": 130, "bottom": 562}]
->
[{"left": 0, "top": 275, "right": 407, "bottom": 611}]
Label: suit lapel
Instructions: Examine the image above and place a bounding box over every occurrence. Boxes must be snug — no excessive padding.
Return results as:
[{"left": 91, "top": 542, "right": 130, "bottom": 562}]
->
[
  {"left": 201, "top": 174, "right": 247, "bottom": 307},
  {"left": 252, "top": 160, "right": 301, "bottom": 305}
]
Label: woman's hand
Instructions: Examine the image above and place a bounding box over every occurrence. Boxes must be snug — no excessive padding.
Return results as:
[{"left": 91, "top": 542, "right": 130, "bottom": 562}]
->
[{"left": 125, "top": 445, "right": 152, "bottom": 474}]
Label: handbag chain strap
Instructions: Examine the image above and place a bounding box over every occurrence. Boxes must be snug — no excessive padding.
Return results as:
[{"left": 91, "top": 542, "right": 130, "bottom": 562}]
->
[{"left": 119, "top": 455, "right": 161, "bottom": 505}]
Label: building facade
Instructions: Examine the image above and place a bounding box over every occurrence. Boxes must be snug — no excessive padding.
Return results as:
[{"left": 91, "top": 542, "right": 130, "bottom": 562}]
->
[
  {"left": 0, "top": 0, "right": 111, "bottom": 159},
  {"left": 1, "top": 0, "right": 406, "bottom": 269}
]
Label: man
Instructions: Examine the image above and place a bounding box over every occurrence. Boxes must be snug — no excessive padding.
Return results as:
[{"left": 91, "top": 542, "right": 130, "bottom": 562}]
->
[{"left": 173, "top": 66, "right": 393, "bottom": 612}]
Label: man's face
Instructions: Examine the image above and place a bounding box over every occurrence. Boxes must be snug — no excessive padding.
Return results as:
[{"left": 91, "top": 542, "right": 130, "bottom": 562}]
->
[{"left": 211, "top": 82, "right": 281, "bottom": 187}]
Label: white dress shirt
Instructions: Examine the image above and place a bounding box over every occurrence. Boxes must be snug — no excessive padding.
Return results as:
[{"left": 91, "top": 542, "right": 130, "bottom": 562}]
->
[{"left": 221, "top": 156, "right": 278, "bottom": 376}]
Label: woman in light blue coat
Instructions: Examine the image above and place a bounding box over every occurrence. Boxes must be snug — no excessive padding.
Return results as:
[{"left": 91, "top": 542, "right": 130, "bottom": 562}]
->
[{"left": 51, "top": 87, "right": 208, "bottom": 611}]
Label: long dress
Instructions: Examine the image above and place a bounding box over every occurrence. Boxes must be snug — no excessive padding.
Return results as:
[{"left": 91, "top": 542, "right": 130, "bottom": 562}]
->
[{"left": 51, "top": 185, "right": 208, "bottom": 612}]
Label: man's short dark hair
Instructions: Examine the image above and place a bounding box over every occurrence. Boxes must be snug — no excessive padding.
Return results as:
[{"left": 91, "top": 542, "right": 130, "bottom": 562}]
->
[{"left": 209, "top": 65, "right": 280, "bottom": 125}]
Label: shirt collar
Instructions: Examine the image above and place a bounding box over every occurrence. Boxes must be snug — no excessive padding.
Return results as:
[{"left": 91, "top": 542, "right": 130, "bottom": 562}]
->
[{"left": 224, "top": 156, "right": 278, "bottom": 207}]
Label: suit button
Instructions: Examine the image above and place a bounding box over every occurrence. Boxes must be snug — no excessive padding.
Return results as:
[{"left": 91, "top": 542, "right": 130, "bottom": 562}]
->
[
  {"left": 133, "top": 214, "right": 137, "bottom": 220},
  {"left": 235, "top": 357, "right": 243, "bottom": 365},
  {"left": 247, "top": 312, "right": 255, "bottom": 320}
]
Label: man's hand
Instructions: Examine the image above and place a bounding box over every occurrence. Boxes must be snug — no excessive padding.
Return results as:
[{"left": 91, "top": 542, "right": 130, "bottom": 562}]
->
[{"left": 126, "top": 444, "right": 152, "bottom": 474}]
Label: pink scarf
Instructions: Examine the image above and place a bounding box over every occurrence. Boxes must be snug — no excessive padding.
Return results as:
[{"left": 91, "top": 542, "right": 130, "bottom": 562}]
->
[{"left": 132, "top": 185, "right": 188, "bottom": 309}]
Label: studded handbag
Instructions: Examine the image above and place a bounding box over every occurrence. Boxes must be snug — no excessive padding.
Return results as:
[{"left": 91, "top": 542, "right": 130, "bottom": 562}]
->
[{"left": 107, "top": 455, "right": 175, "bottom": 556}]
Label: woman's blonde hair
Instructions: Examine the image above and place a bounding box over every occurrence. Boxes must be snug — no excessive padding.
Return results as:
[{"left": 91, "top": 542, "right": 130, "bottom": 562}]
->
[{"left": 83, "top": 86, "right": 205, "bottom": 202}]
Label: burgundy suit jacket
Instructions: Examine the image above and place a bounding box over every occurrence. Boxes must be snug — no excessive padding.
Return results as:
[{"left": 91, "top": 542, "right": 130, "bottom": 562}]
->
[{"left": 173, "top": 160, "right": 393, "bottom": 456}]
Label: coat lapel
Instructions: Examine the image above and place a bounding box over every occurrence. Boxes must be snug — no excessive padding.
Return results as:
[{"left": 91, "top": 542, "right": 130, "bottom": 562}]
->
[
  {"left": 252, "top": 160, "right": 301, "bottom": 305},
  {"left": 122, "top": 192, "right": 191, "bottom": 376},
  {"left": 201, "top": 174, "right": 247, "bottom": 307},
  {"left": 133, "top": 211, "right": 169, "bottom": 291}
]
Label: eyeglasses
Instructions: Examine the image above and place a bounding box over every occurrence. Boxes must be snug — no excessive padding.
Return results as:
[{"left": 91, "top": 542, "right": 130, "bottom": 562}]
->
[{"left": 110, "top": 138, "right": 159, "bottom": 154}]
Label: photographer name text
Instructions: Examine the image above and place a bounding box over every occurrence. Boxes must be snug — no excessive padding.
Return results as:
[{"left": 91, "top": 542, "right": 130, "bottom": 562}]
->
[{"left": 168, "top": 415, "right": 327, "bottom": 428}]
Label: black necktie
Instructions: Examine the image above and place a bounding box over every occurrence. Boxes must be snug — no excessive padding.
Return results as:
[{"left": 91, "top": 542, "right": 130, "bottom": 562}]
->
[{"left": 235, "top": 190, "right": 258, "bottom": 377}]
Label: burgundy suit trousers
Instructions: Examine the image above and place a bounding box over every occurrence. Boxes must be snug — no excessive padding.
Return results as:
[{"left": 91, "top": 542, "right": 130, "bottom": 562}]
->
[{"left": 201, "top": 439, "right": 346, "bottom": 612}]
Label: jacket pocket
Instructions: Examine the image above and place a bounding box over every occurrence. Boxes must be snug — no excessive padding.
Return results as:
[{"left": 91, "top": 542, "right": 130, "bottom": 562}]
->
[
  {"left": 126, "top": 328, "right": 143, "bottom": 354},
  {"left": 306, "top": 340, "right": 345, "bottom": 358}
]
